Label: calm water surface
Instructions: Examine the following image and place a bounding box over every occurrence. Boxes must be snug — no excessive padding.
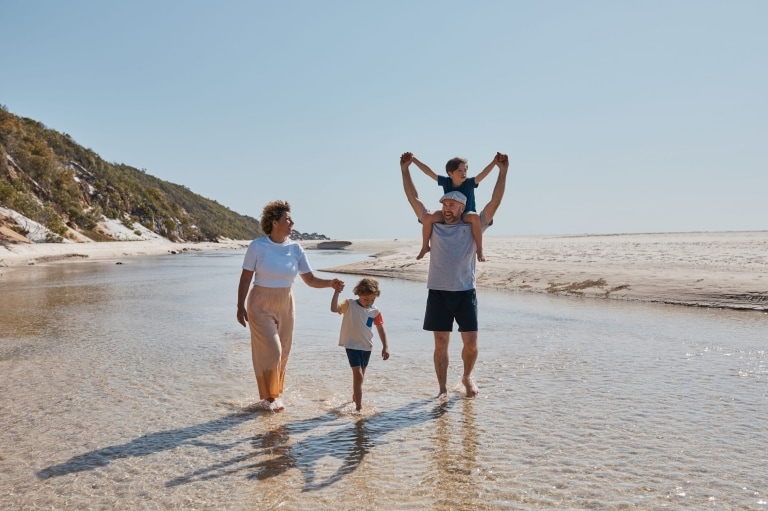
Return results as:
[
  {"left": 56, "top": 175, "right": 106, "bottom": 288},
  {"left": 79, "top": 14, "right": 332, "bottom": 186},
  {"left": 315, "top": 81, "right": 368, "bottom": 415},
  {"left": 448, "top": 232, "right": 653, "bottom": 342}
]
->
[{"left": 1, "top": 249, "right": 766, "bottom": 510}]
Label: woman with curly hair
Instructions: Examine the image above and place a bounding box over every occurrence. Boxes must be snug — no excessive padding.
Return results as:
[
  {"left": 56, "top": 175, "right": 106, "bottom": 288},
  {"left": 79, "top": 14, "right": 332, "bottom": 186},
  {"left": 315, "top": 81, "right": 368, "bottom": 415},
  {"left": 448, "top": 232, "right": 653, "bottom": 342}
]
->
[{"left": 236, "top": 200, "right": 344, "bottom": 411}]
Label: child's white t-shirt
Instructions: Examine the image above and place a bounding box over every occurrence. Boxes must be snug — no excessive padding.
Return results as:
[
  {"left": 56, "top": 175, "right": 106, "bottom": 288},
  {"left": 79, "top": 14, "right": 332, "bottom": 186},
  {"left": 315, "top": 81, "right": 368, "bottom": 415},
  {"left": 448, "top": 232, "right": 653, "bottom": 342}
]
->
[{"left": 336, "top": 299, "right": 383, "bottom": 351}]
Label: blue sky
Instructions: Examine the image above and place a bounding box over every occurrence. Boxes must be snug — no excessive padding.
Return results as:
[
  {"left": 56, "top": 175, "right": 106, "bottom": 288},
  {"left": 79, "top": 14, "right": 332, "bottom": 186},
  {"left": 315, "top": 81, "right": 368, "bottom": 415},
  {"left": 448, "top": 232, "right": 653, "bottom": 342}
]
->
[{"left": 2, "top": 0, "right": 766, "bottom": 240}]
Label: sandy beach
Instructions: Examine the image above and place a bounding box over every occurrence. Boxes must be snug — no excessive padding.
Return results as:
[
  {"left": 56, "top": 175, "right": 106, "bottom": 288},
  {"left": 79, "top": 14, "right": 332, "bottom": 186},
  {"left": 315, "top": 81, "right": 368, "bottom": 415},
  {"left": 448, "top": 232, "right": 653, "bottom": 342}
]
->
[
  {"left": 317, "top": 232, "right": 768, "bottom": 312},
  {"left": 3, "top": 231, "right": 767, "bottom": 311},
  {"left": 0, "top": 238, "right": 251, "bottom": 268}
]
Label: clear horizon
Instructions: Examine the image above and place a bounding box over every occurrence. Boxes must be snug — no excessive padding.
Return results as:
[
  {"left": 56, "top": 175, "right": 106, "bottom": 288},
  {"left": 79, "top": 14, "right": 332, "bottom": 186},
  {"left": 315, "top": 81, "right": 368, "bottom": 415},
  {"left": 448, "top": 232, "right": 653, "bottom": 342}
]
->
[{"left": 2, "top": 1, "right": 766, "bottom": 239}]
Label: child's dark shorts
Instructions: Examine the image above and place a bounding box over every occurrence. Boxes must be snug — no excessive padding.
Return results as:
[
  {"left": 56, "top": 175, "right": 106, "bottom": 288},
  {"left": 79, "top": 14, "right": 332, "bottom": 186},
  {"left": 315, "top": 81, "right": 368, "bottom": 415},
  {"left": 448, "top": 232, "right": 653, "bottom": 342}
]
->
[
  {"left": 423, "top": 289, "right": 478, "bottom": 332},
  {"left": 346, "top": 348, "right": 372, "bottom": 368}
]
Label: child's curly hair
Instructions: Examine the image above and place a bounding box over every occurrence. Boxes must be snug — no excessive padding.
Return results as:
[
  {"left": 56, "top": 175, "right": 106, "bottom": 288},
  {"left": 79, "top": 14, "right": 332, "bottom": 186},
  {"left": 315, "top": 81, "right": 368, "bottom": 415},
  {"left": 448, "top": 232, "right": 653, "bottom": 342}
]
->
[{"left": 353, "top": 278, "right": 381, "bottom": 297}]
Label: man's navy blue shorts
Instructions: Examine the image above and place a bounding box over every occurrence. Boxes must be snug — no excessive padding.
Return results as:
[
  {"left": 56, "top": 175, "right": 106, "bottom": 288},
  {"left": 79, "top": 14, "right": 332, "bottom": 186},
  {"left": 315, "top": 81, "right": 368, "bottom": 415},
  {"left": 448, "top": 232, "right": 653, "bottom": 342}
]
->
[
  {"left": 423, "top": 289, "right": 478, "bottom": 332},
  {"left": 346, "top": 348, "right": 372, "bottom": 368}
]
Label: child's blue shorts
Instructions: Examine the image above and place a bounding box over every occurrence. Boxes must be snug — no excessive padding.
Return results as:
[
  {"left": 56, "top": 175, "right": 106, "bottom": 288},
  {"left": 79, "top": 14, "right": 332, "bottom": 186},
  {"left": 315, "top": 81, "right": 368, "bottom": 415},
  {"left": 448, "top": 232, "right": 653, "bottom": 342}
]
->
[{"left": 346, "top": 348, "right": 372, "bottom": 368}]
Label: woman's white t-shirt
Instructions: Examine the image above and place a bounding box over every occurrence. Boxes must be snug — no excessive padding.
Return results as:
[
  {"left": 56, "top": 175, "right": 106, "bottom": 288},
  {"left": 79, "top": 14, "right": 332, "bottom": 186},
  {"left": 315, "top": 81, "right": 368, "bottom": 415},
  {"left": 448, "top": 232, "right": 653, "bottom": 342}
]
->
[{"left": 242, "top": 236, "right": 312, "bottom": 288}]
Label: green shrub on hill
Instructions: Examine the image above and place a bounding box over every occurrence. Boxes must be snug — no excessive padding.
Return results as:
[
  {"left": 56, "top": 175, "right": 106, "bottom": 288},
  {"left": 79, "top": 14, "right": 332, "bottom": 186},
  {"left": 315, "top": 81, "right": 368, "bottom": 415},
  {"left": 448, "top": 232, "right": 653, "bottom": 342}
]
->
[{"left": 0, "top": 105, "right": 262, "bottom": 242}]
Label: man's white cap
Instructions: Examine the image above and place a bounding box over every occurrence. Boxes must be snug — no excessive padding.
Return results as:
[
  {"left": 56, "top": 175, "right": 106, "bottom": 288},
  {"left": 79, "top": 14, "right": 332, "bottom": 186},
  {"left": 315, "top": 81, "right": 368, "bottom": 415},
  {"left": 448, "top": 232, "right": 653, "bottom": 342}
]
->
[{"left": 439, "top": 191, "right": 467, "bottom": 205}]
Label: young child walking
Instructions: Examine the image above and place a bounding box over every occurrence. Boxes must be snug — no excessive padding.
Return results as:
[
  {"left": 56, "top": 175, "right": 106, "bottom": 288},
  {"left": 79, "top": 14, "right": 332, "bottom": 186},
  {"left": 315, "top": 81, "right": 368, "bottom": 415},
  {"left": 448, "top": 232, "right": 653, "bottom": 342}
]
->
[
  {"left": 330, "top": 278, "right": 389, "bottom": 412},
  {"left": 410, "top": 153, "right": 502, "bottom": 262}
]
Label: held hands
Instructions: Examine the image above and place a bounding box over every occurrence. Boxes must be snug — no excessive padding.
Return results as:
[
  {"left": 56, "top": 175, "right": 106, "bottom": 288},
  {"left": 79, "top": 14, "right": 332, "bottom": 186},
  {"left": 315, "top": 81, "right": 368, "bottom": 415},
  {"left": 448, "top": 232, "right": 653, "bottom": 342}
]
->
[
  {"left": 331, "top": 279, "right": 345, "bottom": 292},
  {"left": 495, "top": 152, "right": 509, "bottom": 170},
  {"left": 400, "top": 152, "right": 413, "bottom": 169}
]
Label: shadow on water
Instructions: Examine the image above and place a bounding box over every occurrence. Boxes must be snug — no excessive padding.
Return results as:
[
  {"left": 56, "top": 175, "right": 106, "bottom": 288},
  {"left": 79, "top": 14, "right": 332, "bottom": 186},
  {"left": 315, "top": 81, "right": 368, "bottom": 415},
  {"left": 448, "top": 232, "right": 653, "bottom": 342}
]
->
[
  {"left": 166, "top": 396, "right": 458, "bottom": 491},
  {"left": 37, "top": 396, "right": 459, "bottom": 493},
  {"left": 35, "top": 408, "right": 273, "bottom": 479}
]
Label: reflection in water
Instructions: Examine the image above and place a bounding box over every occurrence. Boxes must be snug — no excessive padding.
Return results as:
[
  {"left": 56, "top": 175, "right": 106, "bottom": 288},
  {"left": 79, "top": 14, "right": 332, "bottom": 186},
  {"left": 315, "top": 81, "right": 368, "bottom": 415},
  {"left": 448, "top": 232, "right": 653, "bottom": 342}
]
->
[
  {"left": 430, "top": 398, "right": 480, "bottom": 509},
  {"left": 166, "top": 398, "right": 455, "bottom": 492},
  {"left": 164, "top": 409, "right": 340, "bottom": 487}
]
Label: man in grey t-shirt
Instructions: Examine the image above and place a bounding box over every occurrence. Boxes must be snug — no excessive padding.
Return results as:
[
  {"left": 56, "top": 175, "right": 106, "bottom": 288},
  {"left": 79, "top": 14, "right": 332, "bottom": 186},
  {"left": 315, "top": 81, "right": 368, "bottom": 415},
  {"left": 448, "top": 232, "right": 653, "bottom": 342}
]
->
[{"left": 400, "top": 151, "right": 509, "bottom": 397}]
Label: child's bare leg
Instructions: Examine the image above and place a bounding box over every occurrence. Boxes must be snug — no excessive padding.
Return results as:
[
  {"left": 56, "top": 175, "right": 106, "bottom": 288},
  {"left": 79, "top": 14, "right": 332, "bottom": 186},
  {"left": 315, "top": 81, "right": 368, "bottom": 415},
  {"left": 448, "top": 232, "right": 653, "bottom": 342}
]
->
[
  {"left": 417, "top": 219, "right": 431, "bottom": 260},
  {"left": 465, "top": 212, "right": 485, "bottom": 262},
  {"left": 352, "top": 366, "right": 364, "bottom": 411},
  {"left": 418, "top": 211, "right": 444, "bottom": 260}
]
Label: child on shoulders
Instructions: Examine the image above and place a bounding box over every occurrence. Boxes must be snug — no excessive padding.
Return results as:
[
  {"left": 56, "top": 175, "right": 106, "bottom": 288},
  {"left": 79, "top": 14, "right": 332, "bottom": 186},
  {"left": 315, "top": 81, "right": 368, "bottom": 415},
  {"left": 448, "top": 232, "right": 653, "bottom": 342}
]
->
[{"left": 411, "top": 154, "right": 501, "bottom": 262}]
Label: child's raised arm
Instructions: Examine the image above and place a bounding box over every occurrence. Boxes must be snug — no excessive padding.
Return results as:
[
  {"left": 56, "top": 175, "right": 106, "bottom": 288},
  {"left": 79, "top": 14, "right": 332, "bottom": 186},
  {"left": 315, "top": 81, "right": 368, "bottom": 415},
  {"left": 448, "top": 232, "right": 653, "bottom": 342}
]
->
[
  {"left": 412, "top": 156, "right": 439, "bottom": 182},
  {"left": 330, "top": 289, "right": 341, "bottom": 312},
  {"left": 330, "top": 281, "right": 344, "bottom": 312},
  {"left": 474, "top": 155, "right": 500, "bottom": 185}
]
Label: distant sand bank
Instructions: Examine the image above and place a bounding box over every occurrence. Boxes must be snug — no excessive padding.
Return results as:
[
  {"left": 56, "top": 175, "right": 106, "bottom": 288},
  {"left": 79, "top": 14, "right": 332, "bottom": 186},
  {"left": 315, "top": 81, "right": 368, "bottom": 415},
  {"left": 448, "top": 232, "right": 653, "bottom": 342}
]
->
[
  {"left": 318, "top": 232, "right": 768, "bottom": 312},
  {"left": 0, "top": 238, "right": 250, "bottom": 268},
  {"left": 3, "top": 232, "right": 767, "bottom": 311}
]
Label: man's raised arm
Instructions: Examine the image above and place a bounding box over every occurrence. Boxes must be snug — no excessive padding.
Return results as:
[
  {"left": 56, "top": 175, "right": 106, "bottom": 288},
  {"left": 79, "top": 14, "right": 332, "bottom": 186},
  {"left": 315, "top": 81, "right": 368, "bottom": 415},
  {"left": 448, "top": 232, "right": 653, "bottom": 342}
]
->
[
  {"left": 481, "top": 152, "right": 509, "bottom": 224},
  {"left": 400, "top": 152, "right": 427, "bottom": 221}
]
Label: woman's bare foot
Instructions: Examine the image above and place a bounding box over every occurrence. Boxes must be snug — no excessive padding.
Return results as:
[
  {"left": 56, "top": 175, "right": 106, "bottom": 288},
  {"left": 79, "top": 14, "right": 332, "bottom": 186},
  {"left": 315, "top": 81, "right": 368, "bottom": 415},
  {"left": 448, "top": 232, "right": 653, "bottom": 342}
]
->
[
  {"left": 249, "top": 397, "right": 284, "bottom": 412},
  {"left": 462, "top": 376, "right": 479, "bottom": 397}
]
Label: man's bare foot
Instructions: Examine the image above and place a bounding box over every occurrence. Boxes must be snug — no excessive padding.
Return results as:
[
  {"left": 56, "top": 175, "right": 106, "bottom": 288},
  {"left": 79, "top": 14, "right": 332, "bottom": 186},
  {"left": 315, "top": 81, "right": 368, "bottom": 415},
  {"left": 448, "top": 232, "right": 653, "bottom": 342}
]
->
[
  {"left": 462, "top": 376, "right": 479, "bottom": 397},
  {"left": 436, "top": 387, "right": 448, "bottom": 399},
  {"left": 417, "top": 246, "right": 430, "bottom": 260}
]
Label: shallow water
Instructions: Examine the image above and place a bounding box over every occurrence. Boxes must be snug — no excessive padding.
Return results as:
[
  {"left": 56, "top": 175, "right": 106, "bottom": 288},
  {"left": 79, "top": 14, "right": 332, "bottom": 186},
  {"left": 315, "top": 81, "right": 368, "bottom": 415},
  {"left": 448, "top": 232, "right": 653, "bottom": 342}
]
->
[{"left": 1, "top": 249, "right": 766, "bottom": 510}]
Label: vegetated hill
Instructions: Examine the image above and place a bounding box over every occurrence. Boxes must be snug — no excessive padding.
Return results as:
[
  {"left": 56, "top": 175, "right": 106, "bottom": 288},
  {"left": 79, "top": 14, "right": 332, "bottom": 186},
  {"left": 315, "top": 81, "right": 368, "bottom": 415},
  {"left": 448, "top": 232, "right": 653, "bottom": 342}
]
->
[{"left": 0, "top": 105, "right": 262, "bottom": 243}]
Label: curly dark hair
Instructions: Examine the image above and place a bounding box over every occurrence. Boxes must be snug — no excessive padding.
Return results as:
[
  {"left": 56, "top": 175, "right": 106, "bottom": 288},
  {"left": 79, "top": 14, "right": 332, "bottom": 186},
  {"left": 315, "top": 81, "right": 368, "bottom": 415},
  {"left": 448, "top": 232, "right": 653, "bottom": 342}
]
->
[
  {"left": 353, "top": 278, "right": 381, "bottom": 297},
  {"left": 260, "top": 200, "right": 291, "bottom": 235}
]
